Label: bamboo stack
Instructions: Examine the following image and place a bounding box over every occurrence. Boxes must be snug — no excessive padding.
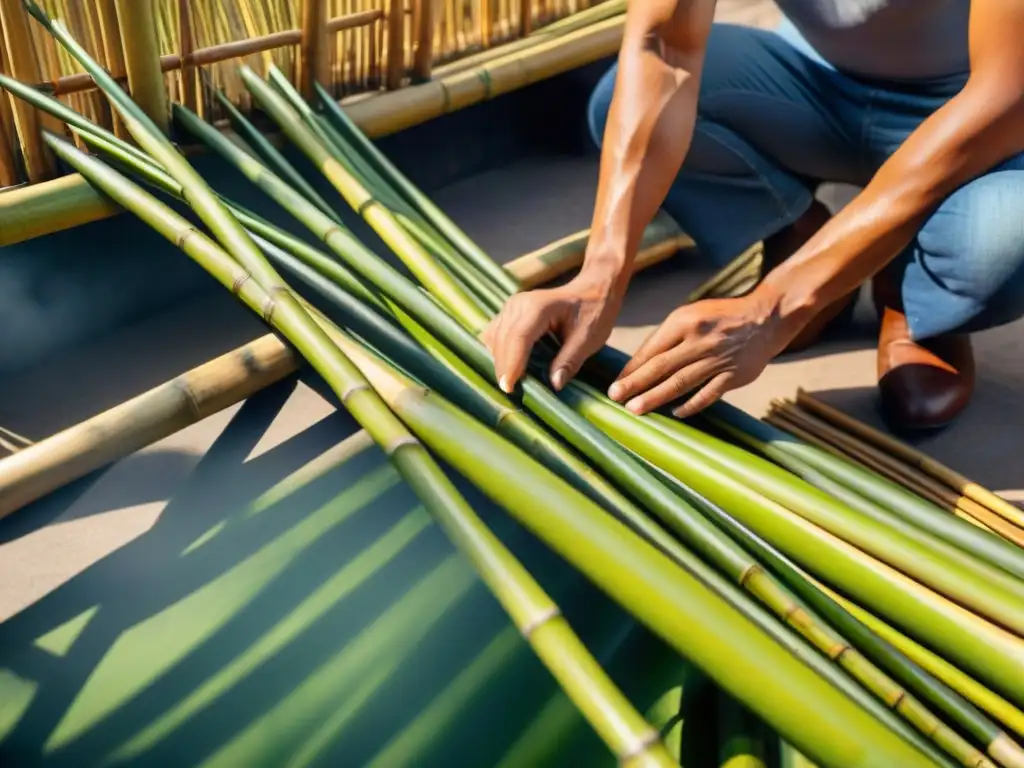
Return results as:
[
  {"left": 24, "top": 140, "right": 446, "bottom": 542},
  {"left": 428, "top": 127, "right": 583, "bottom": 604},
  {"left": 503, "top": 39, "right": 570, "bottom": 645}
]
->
[
  {"left": 3, "top": 10, "right": 1024, "bottom": 766},
  {"left": 0, "top": 0, "right": 620, "bottom": 193}
]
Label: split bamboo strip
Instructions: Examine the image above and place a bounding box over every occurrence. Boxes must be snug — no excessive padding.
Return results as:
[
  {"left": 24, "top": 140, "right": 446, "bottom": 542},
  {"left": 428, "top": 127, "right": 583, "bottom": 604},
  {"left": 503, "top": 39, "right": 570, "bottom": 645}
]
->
[
  {"left": 113, "top": 0, "right": 170, "bottom": 132},
  {"left": 344, "top": 13, "right": 624, "bottom": 137},
  {"left": 0, "top": 0, "right": 54, "bottom": 180},
  {"left": 299, "top": 0, "right": 330, "bottom": 99},
  {"left": 51, "top": 131, "right": 679, "bottom": 768},
  {"left": 794, "top": 389, "right": 1024, "bottom": 531}
]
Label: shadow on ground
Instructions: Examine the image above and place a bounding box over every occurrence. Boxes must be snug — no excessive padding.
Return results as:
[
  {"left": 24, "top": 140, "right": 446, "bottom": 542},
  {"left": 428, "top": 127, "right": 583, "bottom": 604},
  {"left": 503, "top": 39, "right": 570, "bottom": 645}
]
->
[{"left": 0, "top": 379, "right": 690, "bottom": 768}]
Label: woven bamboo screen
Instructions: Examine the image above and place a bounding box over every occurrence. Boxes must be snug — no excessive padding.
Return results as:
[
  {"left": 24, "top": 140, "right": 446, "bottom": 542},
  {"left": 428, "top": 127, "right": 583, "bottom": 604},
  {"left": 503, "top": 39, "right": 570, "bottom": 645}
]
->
[{"left": 0, "top": 0, "right": 599, "bottom": 189}]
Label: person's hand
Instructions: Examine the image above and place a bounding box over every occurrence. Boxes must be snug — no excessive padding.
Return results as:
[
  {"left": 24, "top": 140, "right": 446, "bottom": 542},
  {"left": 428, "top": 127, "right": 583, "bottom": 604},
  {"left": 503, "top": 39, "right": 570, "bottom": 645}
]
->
[
  {"left": 481, "top": 268, "right": 626, "bottom": 393},
  {"left": 608, "top": 287, "right": 797, "bottom": 418}
]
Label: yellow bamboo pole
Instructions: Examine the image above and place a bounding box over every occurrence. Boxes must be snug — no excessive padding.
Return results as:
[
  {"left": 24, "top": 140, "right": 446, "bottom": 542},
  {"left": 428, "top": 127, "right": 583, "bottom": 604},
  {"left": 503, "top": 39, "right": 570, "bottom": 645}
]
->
[
  {"left": 411, "top": 0, "right": 434, "bottom": 81},
  {"left": 299, "top": 0, "right": 330, "bottom": 99},
  {"left": 0, "top": 0, "right": 56, "bottom": 181},
  {"left": 114, "top": 0, "right": 171, "bottom": 132},
  {"left": 0, "top": 221, "right": 683, "bottom": 518},
  {"left": 0, "top": 20, "right": 17, "bottom": 186},
  {"left": 385, "top": 0, "right": 406, "bottom": 89},
  {"left": 178, "top": 0, "right": 198, "bottom": 113}
]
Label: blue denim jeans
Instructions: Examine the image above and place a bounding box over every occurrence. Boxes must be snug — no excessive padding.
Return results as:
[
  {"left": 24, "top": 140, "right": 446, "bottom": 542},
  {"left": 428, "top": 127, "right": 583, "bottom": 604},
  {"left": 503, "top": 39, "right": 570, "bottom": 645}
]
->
[{"left": 586, "top": 21, "right": 1024, "bottom": 340}]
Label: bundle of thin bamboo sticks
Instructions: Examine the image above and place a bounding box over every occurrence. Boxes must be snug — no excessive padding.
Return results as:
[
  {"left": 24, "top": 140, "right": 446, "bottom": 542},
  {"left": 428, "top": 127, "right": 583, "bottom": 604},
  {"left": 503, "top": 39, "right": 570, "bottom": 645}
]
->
[{"left": 4, "top": 6, "right": 1024, "bottom": 766}]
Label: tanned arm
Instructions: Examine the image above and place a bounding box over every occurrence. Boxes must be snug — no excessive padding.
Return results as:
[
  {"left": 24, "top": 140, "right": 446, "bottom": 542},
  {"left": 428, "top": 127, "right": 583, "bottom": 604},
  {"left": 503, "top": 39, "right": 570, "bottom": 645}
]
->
[
  {"left": 761, "top": 0, "right": 1024, "bottom": 332},
  {"left": 609, "top": 0, "right": 1024, "bottom": 418},
  {"left": 482, "top": 0, "right": 717, "bottom": 393}
]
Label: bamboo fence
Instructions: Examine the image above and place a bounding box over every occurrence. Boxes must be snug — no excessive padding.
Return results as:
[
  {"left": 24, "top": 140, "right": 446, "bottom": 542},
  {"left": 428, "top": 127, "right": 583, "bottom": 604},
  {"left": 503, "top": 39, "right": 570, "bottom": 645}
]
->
[{"left": 0, "top": 0, "right": 625, "bottom": 243}]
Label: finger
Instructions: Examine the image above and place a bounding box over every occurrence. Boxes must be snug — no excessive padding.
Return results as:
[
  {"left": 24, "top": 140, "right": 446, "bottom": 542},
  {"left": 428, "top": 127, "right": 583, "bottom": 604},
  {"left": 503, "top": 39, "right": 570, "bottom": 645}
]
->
[
  {"left": 623, "top": 357, "right": 722, "bottom": 415},
  {"left": 548, "top": 324, "right": 599, "bottom": 391},
  {"left": 672, "top": 372, "right": 734, "bottom": 419},
  {"left": 479, "top": 317, "right": 498, "bottom": 350},
  {"left": 608, "top": 338, "right": 715, "bottom": 403},
  {"left": 492, "top": 306, "right": 558, "bottom": 394},
  {"left": 614, "top": 315, "right": 693, "bottom": 384}
]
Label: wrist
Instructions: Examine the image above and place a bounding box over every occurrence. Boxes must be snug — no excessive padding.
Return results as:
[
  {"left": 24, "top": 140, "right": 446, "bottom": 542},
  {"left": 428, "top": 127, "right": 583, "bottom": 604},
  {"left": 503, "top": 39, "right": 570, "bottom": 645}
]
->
[{"left": 754, "top": 270, "right": 826, "bottom": 346}]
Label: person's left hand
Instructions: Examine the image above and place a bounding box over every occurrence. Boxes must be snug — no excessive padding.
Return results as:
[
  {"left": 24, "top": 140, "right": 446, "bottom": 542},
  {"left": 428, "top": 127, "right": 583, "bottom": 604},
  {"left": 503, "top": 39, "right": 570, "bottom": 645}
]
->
[{"left": 607, "top": 289, "right": 795, "bottom": 418}]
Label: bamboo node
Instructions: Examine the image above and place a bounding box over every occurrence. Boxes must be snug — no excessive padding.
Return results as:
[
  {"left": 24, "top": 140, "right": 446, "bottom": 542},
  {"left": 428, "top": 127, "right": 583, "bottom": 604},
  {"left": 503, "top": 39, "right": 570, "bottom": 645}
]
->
[
  {"left": 340, "top": 382, "right": 371, "bottom": 403},
  {"left": 737, "top": 562, "right": 761, "bottom": 588},
  {"left": 476, "top": 68, "right": 494, "bottom": 99},
  {"left": 618, "top": 728, "right": 665, "bottom": 763},
  {"left": 172, "top": 379, "right": 203, "bottom": 421},
  {"left": 357, "top": 196, "right": 381, "bottom": 216},
  {"left": 175, "top": 226, "right": 202, "bottom": 251},
  {"left": 231, "top": 272, "right": 253, "bottom": 297},
  {"left": 383, "top": 434, "right": 421, "bottom": 455},
  {"left": 520, "top": 605, "right": 561, "bottom": 638},
  {"left": 321, "top": 224, "right": 346, "bottom": 244}
]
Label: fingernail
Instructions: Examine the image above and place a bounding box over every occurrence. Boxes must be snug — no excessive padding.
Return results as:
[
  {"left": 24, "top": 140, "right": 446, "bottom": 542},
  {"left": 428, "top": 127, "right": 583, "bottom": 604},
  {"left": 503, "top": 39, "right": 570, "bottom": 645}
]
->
[
  {"left": 608, "top": 382, "right": 623, "bottom": 400},
  {"left": 625, "top": 398, "right": 643, "bottom": 414},
  {"left": 499, "top": 375, "right": 511, "bottom": 393},
  {"left": 551, "top": 368, "right": 567, "bottom": 391}
]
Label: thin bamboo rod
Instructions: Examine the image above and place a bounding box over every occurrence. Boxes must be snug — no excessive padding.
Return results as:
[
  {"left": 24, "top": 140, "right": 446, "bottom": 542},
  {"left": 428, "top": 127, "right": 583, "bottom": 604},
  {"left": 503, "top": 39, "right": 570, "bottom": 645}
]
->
[
  {"left": 0, "top": 219, "right": 682, "bottom": 518},
  {"left": 0, "top": 0, "right": 54, "bottom": 180},
  {"left": 299, "top": 0, "right": 330, "bottom": 99},
  {"left": 0, "top": 28, "right": 16, "bottom": 186},
  {"left": 412, "top": 0, "right": 434, "bottom": 80},
  {"left": 794, "top": 388, "right": 1024, "bottom": 531},
  {"left": 177, "top": 0, "right": 197, "bottom": 113},
  {"left": 386, "top": 0, "right": 406, "bottom": 89},
  {"left": 93, "top": 0, "right": 128, "bottom": 137},
  {"left": 114, "top": 0, "right": 170, "bottom": 132}
]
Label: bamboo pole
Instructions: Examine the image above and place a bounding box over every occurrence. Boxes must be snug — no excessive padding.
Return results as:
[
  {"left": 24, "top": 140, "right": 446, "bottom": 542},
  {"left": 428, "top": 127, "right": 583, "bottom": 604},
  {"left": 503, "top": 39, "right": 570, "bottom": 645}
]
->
[
  {"left": 0, "top": 0, "right": 55, "bottom": 181},
  {"left": 794, "top": 388, "right": 1024, "bottom": 531},
  {"left": 94, "top": 0, "right": 128, "bottom": 137},
  {"left": 412, "top": 0, "right": 435, "bottom": 80},
  {"left": 177, "top": 0, "right": 198, "bottom": 113},
  {"left": 0, "top": 219, "right": 681, "bottom": 519},
  {"left": 0, "top": 20, "right": 16, "bottom": 186},
  {"left": 0, "top": 334, "right": 295, "bottom": 520},
  {"left": 114, "top": 0, "right": 170, "bottom": 133},
  {"left": 299, "top": 0, "right": 330, "bottom": 99},
  {"left": 0, "top": 11, "right": 623, "bottom": 245},
  {"left": 386, "top": 0, "right": 406, "bottom": 89}
]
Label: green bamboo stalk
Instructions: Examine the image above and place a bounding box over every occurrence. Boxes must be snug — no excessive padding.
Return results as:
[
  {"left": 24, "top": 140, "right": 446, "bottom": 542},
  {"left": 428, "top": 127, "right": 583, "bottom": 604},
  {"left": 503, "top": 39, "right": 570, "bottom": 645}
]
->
[
  {"left": 560, "top": 387, "right": 1024, "bottom": 710},
  {"left": 49, "top": 132, "right": 678, "bottom": 768},
  {"left": 312, "top": 79, "right": 521, "bottom": 298},
  {"left": 637, "top": 409, "right": 1024, "bottom": 634},
  {"left": 663, "top": 476, "right": 1024, "bottom": 768},
  {"left": 704, "top": 404, "right": 1024, "bottom": 581},
  {"left": 240, "top": 65, "right": 492, "bottom": 331},
  {"left": 210, "top": 84, "right": 341, "bottom": 223},
  {"left": 322, "top": 337, "right": 943, "bottom": 768}
]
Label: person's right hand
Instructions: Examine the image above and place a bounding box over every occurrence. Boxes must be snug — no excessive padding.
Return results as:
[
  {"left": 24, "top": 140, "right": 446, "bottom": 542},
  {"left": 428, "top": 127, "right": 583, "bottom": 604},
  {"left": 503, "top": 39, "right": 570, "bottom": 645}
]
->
[{"left": 481, "top": 269, "right": 626, "bottom": 394}]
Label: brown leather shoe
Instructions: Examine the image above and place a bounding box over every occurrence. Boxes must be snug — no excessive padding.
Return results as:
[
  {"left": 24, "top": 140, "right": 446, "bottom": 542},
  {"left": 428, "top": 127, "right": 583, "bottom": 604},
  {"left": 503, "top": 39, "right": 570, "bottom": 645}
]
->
[{"left": 876, "top": 306, "right": 975, "bottom": 433}]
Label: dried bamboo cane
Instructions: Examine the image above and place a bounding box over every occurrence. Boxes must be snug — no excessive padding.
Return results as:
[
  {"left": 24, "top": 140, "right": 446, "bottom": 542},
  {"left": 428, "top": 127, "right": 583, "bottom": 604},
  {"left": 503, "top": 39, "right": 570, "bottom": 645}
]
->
[
  {"left": 0, "top": 0, "right": 55, "bottom": 180},
  {"left": 299, "top": 0, "right": 330, "bottom": 99},
  {"left": 411, "top": 0, "right": 434, "bottom": 80},
  {"left": 177, "top": 0, "right": 198, "bottom": 113},
  {"left": 794, "top": 388, "right": 1024, "bottom": 531},
  {"left": 386, "top": 0, "right": 406, "bottom": 88},
  {"left": 113, "top": 0, "right": 170, "bottom": 132}
]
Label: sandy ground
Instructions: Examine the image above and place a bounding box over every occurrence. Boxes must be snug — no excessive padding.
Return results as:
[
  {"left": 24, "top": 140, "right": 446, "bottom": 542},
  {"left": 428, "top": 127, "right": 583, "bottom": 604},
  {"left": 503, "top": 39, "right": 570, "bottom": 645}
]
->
[{"left": 0, "top": 0, "right": 1020, "bottom": 729}]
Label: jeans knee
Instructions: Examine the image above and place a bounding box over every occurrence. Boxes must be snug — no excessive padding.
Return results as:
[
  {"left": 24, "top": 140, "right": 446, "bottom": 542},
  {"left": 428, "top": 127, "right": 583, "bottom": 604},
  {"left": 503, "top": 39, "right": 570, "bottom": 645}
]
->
[{"left": 586, "top": 64, "right": 617, "bottom": 149}]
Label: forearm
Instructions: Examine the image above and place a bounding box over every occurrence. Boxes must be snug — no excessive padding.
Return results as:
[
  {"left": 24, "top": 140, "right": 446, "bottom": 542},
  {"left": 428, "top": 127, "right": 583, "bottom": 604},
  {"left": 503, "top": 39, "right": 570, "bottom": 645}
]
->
[
  {"left": 581, "top": 0, "right": 715, "bottom": 293},
  {"left": 761, "top": 79, "right": 1024, "bottom": 329}
]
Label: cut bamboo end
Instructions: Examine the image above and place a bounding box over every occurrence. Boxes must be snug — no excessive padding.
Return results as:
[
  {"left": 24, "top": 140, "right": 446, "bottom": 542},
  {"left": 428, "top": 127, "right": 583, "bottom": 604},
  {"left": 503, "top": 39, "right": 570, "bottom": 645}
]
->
[{"left": 114, "top": 0, "right": 171, "bottom": 133}]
